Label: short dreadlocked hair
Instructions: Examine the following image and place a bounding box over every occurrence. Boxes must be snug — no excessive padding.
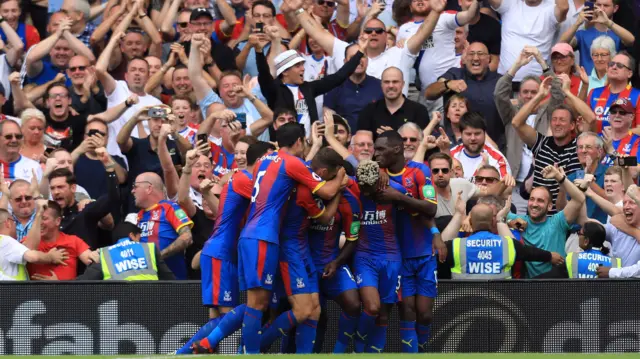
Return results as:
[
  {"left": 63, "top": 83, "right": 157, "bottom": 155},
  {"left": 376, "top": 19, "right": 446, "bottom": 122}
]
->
[{"left": 356, "top": 160, "right": 380, "bottom": 187}]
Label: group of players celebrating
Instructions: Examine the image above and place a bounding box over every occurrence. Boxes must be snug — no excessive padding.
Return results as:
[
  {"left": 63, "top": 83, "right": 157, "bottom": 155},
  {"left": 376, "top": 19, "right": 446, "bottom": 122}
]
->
[{"left": 176, "top": 122, "right": 444, "bottom": 354}]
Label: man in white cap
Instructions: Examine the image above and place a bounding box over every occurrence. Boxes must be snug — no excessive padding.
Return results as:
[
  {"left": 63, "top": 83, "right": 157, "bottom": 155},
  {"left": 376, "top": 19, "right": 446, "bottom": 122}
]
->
[{"left": 256, "top": 36, "right": 368, "bottom": 136}]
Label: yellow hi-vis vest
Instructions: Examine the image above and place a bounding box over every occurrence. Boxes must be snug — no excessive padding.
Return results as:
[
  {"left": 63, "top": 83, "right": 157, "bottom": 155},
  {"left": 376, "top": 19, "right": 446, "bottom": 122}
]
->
[
  {"left": 451, "top": 232, "right": 516, "bottom": 279},
  {"left": 0, "top": 236, "right": 28, "bottom": 280},
  {"left": 100, "top": 239, "right": 159, "bottom": 280},
  {"left": 566, "top": 249, "right": 622, "bottom": 278}
]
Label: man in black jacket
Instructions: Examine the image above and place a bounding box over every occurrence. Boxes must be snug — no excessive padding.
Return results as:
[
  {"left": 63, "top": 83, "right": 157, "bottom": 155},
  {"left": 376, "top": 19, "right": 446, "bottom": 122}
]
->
[
  {"left": 48, "top": 147, "right": 121, "bottom": 250},
  {"left": 256, "top": 36, "right": 368, "bottom": 136}
]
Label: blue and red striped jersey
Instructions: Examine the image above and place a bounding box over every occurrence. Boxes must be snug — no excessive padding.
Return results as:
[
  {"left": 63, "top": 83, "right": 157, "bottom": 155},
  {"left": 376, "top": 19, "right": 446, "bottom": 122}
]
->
[
  {"left": 354, "top": 180, "right": 408, "bottom": 261},
  {"left": 309, "top": 179, "right": 362, "bottom": 268},
  {"left": 240, "top": 149, "right": 325, "bottom": 244},
  {"left": 612, "top": 133, "right": 640, "bottom": 157},
  {"left": 202, "top": 169, "right": 253, "bottom": 262},
  {"left": 137, "top": 200, "right": 194, "bottom": 279},
  {"left": 210, "top": 142, "right": 237, "bottom": 177},
  {"left": 280, "top": 180, "right": 326, "bottom": 259},
  {"left": 386, "top": 161, "right": 438, "bottom": 258}
]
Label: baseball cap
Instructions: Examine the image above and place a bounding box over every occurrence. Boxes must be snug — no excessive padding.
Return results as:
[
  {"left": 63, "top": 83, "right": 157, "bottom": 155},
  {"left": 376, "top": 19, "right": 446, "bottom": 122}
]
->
[
  {"left": 190, "top": 8, "right": 213, "bottom": 22},
  {"left": 551, "top": 42, "right": 573, "bottom": 57},
  {"left": 275, "top": 50, "right": 306, "bottom": 77},
  {"left": 609, "top": 97, "right": 635, "bottom": 113}
]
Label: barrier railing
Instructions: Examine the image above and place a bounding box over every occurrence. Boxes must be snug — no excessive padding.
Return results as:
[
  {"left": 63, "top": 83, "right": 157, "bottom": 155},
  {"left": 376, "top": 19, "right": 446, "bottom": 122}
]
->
[{"left": 1, "top": 280, "right": 638, "bottom": 354}]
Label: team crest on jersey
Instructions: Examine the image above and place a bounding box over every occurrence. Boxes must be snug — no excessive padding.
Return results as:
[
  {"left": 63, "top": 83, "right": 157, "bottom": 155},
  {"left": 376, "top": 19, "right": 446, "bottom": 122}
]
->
[
  {"left": 223, "top": 291, "right": 232, "bottom": 302},
  {"left": 312, "top": 172, "right": 322, "bottom": 181},
  {"left": 595, "top": 106, "right": 605, "bottom": 116},
  {"left": 265, "top": 273, "right": 273, "bottom": 285},
  {"left": 296, "top": 278, "right": 305, "bottom": 289},
  {"left": 405, "top": 177, "right": 413, "bottom": 188},
  {"left": 624, "top": 143, "right": 632, "bottom": 153},
  {"left": 356, "top": 274, "right": 363, "bottom": 285},
  {"left": 151, "top": 211, "right": 160, "bottom": 220}
]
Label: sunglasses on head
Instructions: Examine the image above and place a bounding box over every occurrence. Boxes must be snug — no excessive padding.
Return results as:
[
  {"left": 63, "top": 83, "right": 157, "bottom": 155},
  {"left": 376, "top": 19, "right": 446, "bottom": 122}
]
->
[
  {"left": 608, "top": 61, "right": 631, "bottom": 70},
  {"left": 68, "top": 66, "right": 87, "bottom": 72},
  {"left": 363, "top": 27, "right": 385, "bottom": 35},
  {"left": 178, "top": 22, "right": 189, "bottom": 28},
  {"left": 4, "top": 133, "right": 23, "bottom": 140},
  {"left": 317, "top": 0, "right": 335, "bottom": 6},
  {"left": 432, "top": 168, "right": 450, "bottom": 174},
  {"left": 402, "top": 136, "right": 418, "bottom": 143}
]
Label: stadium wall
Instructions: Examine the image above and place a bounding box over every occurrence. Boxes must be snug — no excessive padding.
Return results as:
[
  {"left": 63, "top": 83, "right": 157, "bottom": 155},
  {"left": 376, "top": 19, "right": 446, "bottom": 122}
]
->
[{"left": 1, "top": 280, "right": 638, "bottom": 354}]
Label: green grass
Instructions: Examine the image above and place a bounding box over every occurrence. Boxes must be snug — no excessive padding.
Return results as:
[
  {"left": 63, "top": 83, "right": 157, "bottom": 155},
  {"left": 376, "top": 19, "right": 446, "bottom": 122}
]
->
[{"left": 4, "top": 354, "right": 639, "bottom": 359}]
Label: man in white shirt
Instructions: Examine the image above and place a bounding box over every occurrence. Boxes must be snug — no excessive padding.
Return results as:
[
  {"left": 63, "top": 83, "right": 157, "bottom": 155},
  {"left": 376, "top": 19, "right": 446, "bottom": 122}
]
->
[
  {"left": 449, "top": 112, "right": 511, "bottom": 180},
  {"left": 396, "top": 0, "right": 479, "bottom": 106},
  {"left": 95, "top": 31, "right": 162, "bottom": 157},
  {"left": 0, "top": 207, "right": 67, "bottom": 280},
  {"left": 286, "top": 0, "right": 446, "bottom": 96},
  {"left": 489, "top": 0, "right": 569, "bottom": 82}
]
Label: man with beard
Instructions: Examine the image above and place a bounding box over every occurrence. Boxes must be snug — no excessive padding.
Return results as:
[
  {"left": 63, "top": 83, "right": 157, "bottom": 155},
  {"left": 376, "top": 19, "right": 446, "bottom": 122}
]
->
[
  {"left": 512, "top": 77, "right": 582, "bottom": 215},
  {"left": 494, "top": 46, "right": 562, "bottom": 214},
  {"left": 66, "top": 55, "right": 107, "bottom": 115},
  {"left": 506, "top": 164, "right": 585, "bottom": 278},
  {"left": 450, "top": 112, "right": 510, "bottom": 181},
  {"left": 96, "top": 34, "right": 163, "bottom": 157},
  {"left": 357, "top": 67, "right": 429, "bottom": 137},
  {"left": 372, "top": 131, "right": 442, "bottom": 353},
  {"left": 189, "top": 34, "right": 274, "bottom": 141},
  {"left": 398, "top": 122, "right": 424, "bottom": 163},
  {"left": 324, "top": 44, "right": 384, "bottom": 130},
  {"left": 46, "top": 149, "right": 120, "bottom": 250},
  {"left": 24, "top": 16, "right": 95, "bottom": 86},
  {"left": 133, "top": 172, "right": 194, "bottom": 280},
  {"left": 425, "top": 42, "right": 502, "bottom": 149}
]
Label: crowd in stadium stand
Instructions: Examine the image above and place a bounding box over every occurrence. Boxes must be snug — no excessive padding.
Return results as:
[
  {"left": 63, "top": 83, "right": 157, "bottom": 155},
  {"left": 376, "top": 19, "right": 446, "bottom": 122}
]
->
[{"left": 1, "top": 0, "right": 640, "bottom": 354}]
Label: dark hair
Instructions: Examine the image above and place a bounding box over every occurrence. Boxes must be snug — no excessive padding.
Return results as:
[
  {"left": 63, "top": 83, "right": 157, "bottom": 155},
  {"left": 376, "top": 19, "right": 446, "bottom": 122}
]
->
[
  {"left": 247, "top": 141, "right": 276, "bottom": 165},
  {"left": 392, "top": 0, "right": 412, "bottom": 25},
  {"left": 44, "top": 81, "right": 69, "bottom": 101},
  {"left": 238, "top": 135, "right": 258, "bottom": 146},
  {"left": 459, "top": 111, "right": 487, "bottom": 132},
  {"left": 311, "top": 147, "right": 344, "bottom": 171},
  {"left": 251, "top": 0, "right": 276, "bottom": 16},
  {"left": 127, "top": 56, "right": 150, "bottom": 71},
  {"left": 428, "top": 152, "right": 453, "bottom": 168},
  {"left": 377, "top": 130, "right": 404, "bottom": 148},
  {"left": 333, "top": 114, "right": 351, "bottom": 135},
  {"left": 550, "top": 103, "right": 576, "bottom": 123},
  {"left": 173, "top": 63, "right": 188, "bottom": 73},
  {"left": 219, "top": 70, "right": 243, "bottom": 83},
  {"left": 112, "top": 221, "right": 142, "bottom": 243},
  {"left": 46, "top": 200, "right": 62, "bottom": 218},
  {"left": 531, "top": 186, "right": 553, "bottom": 202},
  {"left": 344, "top": 43, "right": 358, "bottom": 58},
  {"left": 583, "top": 221, "right": 608, "bottom": 254},
  {"left": 617, "top": 50, "right": 636, "bottom": 73},
  {"left": 276, "top": 122, "right": 305, "bottom": 148},
  {"left": 273, "top": 107, "right": 297, "bottom": 121},
  {"left": 85, "top": 118, "right": 108, "bottom": 133},
  {"left": 47, "top": 168, "right": 77, "bottom": 185},
  {"left": 444, "top": 93, "right": 470, "bottom": 118}
]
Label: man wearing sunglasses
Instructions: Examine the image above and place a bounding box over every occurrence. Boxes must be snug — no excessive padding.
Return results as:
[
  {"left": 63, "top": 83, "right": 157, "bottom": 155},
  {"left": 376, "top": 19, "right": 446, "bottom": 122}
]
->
[
  {"left": 287, "top": 0, "right": 444, "bottom": 97},
  {"left": 0, "top": 120, "right": 42, "bottom": 184},
  {"left": 66, "top": 55, "right": 107, "bottom": 116},
  {"left": 587, "top": 51, "right": 640, "bottom": 131}
]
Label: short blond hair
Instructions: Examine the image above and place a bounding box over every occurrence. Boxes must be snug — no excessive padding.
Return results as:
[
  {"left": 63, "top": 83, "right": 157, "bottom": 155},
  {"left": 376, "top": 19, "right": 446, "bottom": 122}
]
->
[{"left": 20, "top": 108, "right": 46, "bottom": 128}]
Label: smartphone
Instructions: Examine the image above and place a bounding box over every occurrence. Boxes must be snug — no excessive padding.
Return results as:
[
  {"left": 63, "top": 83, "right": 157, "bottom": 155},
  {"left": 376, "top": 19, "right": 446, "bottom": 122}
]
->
[
  {"left": 255, "top": 22, "right": 264, "bottom": 33},
  {"left": 148, "top": 107, "right": 167, "bottom": 118},
  {"left": 44, "top": 147, "right": 54, "bottom": 156},
  {"left": 197, "top": 133, "right": 209, "bottom": 145},
  {"left": 236, "top": 113, "right": 247, "bottom": 129},
  {"left": 584, "top": 1, "right": 595, "bottom": 20},
  {"left": 616, "top": 156, "right": 638, "bottom": 167},
  {"left": 88, "top": 129, "right": 101, "bottom": 137}
]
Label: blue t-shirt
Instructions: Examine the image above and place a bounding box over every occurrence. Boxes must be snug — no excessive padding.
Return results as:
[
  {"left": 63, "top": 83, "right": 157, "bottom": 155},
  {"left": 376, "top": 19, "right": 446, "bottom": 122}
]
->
[
  {"left": 199, "top": 89, "right": 268, "bottom": 141},
  {"left": 576, "top": 27, "right": 622, "bottom": 74},
  {"left": 566, "top": 163, "right": 610, "bottom": 224},
  {"left": 507, "top": 211, "right": 570, "bottom": 278},
  {"left": 233, "top": 41, "right": 272, "bottom": 77}
]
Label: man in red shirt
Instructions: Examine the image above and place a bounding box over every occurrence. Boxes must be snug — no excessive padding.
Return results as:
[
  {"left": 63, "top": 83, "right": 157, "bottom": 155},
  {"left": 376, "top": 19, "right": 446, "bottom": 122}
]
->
[{"left": 25, "top": 200, "right": 96, "bottom": 280}]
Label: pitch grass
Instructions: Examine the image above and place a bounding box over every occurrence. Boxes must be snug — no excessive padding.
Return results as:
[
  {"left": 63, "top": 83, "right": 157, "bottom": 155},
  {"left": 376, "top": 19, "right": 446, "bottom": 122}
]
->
[{"left": 5, "top": 354, "right": 639, "bottom": 359}]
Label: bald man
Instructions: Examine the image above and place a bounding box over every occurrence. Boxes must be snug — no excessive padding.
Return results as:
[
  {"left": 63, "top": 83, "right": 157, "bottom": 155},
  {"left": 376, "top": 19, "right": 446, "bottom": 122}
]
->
[
  {"left": 357, "top": 67, "right": 429, "bottom": 138},
  {"left": 441, "top": 202, "right": 562, "bottom": 279},
  {"left": 133, "top": 172, "right": 194, "bottom": 279}
]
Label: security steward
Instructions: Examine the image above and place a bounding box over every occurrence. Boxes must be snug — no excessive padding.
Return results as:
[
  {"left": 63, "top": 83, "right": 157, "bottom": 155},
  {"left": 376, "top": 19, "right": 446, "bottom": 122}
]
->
[
  {"left": 542, "top": 221, "right": 621, "bottom": 278},
  {"left": 446, "top": 203, "right": 564, "bottom": 279},
  {"left": 76, "top": 223, "right": 175, "bottom": 280}
]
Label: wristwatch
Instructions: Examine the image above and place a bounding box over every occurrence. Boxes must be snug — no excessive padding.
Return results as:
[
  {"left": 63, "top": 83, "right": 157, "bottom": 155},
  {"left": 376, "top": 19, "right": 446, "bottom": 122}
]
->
[
  {"left": 294, "top": 8, "right": 305, "bottom": 16},
  {"left": 443, "top": 80, "right": 450, "bottom": 90}
]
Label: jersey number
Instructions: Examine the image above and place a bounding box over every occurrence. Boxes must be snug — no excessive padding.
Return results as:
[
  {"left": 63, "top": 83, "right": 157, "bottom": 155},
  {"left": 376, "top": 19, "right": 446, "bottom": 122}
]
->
[{"left": 251, "top": 170, "right": 267, "bottom": 203}]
